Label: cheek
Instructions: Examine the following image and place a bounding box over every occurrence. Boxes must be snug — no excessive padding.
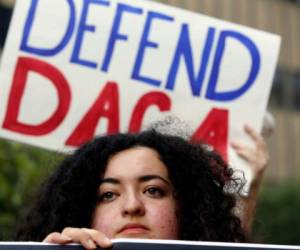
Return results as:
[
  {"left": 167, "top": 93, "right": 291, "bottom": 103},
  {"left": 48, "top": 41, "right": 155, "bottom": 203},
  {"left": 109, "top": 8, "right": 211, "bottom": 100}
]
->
[
  {"left": 91, "top": 206, "right": 117, "bottom": 237},
  {"left": 148, "top": 202, "right": 179, "bottom": 239}
]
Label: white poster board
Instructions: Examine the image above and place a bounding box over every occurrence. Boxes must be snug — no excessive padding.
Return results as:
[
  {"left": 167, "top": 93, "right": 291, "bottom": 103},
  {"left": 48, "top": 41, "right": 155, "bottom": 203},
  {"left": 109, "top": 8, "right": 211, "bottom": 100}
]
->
[{"left": 0, "top": 0, "right": 281, "bottom": 186}]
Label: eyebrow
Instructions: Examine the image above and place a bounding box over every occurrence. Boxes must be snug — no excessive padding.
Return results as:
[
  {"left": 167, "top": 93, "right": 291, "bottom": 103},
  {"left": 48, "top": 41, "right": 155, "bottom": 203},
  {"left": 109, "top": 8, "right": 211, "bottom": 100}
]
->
[
  {"left": 99, "top": 178, "right": 120, "bottom": 185},
  {"left": 99, "top": 175, "right": 170, "bottom": 185},
  {"left": 139, "top": 175, "right": 170, "bottom": 185}
]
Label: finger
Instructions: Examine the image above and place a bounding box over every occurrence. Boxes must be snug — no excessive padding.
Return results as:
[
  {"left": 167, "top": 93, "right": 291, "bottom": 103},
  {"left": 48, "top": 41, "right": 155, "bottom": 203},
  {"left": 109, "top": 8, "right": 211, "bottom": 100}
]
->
[
  {"left": 82, "top": 228, "right": 112, "bottom": 248},
  {"left": 43, "top": 232, "right": 72, "bottom": 244},
  {"left": 233, "top": 146, "right": 254, "bottom": 162},
  {"left": 244, "top": 124, "right": 265, "bottom": 147},
  {"left": 62, "top": 227, "right": 97, "bottom": 250},
  {"left": 244, "top": 125, "right": 263, "bottom": 145},
  {"left": 230, "top": 141, "right": 245, "bottom": 150},
  {"left": 244, "top": 125, "right": 268, "bottom": 154},
  {"left": 231, "top": 141, "right": 253, "bottom": 161}
]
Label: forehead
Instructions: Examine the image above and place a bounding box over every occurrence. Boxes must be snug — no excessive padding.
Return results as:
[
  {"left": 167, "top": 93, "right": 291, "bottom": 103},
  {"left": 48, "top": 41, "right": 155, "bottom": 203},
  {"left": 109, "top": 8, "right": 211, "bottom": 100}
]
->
[{"left": 103, "top": 146, "right": 169, "bottom": 178}]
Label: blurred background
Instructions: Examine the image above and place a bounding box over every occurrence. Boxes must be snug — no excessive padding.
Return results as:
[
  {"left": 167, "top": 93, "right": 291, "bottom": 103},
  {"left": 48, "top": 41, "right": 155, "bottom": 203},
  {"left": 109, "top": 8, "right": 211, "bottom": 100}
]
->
[{"left": 0, "top": 0, "right": 300, "bottom": 244}]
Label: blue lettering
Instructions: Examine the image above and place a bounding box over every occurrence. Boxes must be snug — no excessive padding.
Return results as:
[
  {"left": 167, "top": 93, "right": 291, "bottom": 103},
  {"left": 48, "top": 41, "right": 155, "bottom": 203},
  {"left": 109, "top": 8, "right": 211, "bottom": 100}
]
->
[
  {"left": 71, "top": 0, "right": 110, "bottom": 68},
  {"left": 166, "top": 25, "right": 215, "bottom": 96},
  {"left": 132, "top": 11, "right": 174, "bottom": 87},
  {"left": 206, "top": 30, "right": 260, "bottom": 101},
  {"left": 20, "top": 0, "right": 76, "bottom": 56},
  {"left": 101, "top": 3, "right": 143, "bottom": 72}
]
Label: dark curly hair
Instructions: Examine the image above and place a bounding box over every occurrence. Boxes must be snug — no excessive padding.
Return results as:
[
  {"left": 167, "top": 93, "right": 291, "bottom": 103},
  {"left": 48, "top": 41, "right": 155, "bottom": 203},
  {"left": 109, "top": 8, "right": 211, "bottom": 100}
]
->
[{"left": 15, "top": 130, "right": 246, "bottom": 242}]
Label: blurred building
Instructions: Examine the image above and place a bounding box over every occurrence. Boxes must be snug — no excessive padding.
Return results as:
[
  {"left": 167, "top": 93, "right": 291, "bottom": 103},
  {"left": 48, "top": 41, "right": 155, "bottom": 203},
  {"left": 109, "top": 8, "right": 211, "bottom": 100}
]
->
[{"left": 0, "top": 0, "right": 299, "bottom": 182}]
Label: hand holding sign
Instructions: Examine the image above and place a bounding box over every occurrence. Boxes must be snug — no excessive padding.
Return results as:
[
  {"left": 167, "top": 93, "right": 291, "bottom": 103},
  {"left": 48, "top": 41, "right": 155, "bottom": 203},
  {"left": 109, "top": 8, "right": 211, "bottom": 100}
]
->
[
  {"left": 44, "top": 228, "right": 112, "bottom": 249},
  {"left": 232, "top": 124, "right": 270, "bottom": 235}
]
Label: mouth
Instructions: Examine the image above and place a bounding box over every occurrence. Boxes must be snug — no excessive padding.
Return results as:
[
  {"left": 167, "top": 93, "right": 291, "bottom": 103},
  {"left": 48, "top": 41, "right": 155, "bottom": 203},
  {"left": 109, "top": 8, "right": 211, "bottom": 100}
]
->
[{"left": 118, "top": 223, "right": 149, "bottom": 235}]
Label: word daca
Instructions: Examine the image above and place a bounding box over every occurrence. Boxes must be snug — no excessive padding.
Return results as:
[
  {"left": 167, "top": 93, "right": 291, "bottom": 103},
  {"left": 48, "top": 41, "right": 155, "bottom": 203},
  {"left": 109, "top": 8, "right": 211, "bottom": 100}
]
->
[
  {"left": 21, "top": 0, "right": 260, "bottom": 101},
  {"left": 2, "top": 57, "right": 229, "bottom": 160}
]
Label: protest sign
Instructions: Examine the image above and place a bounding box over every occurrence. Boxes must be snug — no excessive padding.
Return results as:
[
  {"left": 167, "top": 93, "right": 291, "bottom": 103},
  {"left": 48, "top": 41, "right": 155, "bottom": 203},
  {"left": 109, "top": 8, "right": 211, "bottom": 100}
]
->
[{"left": 0, "top": 0, "right": 280, "bottom": 184}]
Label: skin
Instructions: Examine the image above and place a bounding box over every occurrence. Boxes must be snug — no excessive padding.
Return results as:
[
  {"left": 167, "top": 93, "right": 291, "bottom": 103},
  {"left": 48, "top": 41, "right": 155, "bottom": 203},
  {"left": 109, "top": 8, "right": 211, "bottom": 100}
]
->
[
  {"left": 231, "top": 125, "right": 269, "bottom": 178},
  {"left": 231, "top": 124, "right": 269, "bottom": 236},
  {"left": 44, "top": 147, "right": 179, "bottom": 248}
]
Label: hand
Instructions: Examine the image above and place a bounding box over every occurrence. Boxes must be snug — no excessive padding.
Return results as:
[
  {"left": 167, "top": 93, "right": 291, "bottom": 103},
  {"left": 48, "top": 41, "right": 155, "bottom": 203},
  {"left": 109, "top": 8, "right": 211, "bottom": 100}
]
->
[
  {"left": 43, "top": 227, "right": 112, "bottom": 249},
  {"left": 231, "top": 125, "right": 270, "bottom": 235},
  {"left": 231, "top": 124, "right": 269, "bottom": 184}
]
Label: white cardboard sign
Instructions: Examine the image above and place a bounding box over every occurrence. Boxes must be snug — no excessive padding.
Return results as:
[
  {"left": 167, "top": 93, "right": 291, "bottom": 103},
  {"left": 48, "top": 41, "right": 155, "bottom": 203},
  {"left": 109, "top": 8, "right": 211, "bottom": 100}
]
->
[{"left": 0, "top": 0, "right": 280, "bottom": 184}]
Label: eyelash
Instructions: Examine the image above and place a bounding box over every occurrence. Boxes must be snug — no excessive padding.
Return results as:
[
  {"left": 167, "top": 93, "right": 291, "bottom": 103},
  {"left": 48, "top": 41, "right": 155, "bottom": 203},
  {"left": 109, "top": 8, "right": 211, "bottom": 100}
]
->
[
  {"left": 98, "top": 191, "right": 118, "bottom": 202},
  {"left": 144, "top": 187, "right": 165, "bottom": 198},
  {"left": 98, "top": 186, "right": 166, "bottom": 202}
]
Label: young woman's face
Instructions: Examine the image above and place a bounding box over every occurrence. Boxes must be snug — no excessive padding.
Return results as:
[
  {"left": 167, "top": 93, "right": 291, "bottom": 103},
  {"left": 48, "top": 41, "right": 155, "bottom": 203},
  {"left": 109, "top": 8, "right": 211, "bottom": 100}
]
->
[{"left": 92, "top": 146, "right": 179, "bottom": 240}]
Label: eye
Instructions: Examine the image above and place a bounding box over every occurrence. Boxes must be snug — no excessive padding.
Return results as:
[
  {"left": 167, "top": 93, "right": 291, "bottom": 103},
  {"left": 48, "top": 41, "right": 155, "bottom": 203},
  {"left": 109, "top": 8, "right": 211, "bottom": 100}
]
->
[
  {"left": 98, "top": 191, "right": 118, "bottom": 202},
  {"left": 144, "top": 187, "right": 165, "bottom": 198}
]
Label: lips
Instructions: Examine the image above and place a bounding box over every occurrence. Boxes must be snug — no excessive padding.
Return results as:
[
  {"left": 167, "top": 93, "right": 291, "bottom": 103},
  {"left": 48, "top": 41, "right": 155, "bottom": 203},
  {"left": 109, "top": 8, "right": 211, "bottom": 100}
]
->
[{"left": 118, "top": 223, "right": 149, "bottom": 235}]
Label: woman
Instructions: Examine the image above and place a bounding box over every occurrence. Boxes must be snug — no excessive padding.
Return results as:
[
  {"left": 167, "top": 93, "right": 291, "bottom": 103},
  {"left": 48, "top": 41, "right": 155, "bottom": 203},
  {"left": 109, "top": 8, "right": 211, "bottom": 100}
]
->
[{"left": 15, "top": 130, "right": 246, "bottom": 247}]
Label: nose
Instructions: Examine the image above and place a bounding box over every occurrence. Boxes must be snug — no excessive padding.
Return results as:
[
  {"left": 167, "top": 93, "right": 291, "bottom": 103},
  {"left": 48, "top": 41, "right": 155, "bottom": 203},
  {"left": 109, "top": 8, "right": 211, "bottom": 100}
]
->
[{"left": 122, "top": 192, "right": 145, "bottom": 217}]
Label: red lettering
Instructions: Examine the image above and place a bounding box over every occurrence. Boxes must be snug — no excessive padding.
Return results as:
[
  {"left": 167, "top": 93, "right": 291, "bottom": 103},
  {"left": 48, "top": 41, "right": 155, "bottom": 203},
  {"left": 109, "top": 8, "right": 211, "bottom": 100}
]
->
[
  {"left": 2, "top": 56, "right": 71, "bottom": 135},
  {"left": 191, "top": 108, "right": 228, "bottom": 161},
  {"left": 66, "top": 82, "right": 119, "bottom": 147},
  {"left": 129, "top": 91, "right": 171, "bottom": 133}
]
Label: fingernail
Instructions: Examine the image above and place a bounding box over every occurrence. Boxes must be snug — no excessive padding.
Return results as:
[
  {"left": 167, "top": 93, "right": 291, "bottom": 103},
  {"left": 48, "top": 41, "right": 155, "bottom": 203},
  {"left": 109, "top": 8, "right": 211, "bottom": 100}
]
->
[
  {"left": 104, "top": 237, "right": 112, "bottom": 246},
  {"left": 87, "top": 239, "right": 96, "bottom": 249},
  {"left": 245, "top": 124, "right": 251, "bottom": 131}
]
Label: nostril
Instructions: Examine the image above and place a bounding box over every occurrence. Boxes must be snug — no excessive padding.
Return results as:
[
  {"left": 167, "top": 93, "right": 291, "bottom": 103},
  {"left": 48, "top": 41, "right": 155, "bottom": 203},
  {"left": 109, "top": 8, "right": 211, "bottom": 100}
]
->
[{"left": 122, "top": 201, "right": 145, "bottom": 216}]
